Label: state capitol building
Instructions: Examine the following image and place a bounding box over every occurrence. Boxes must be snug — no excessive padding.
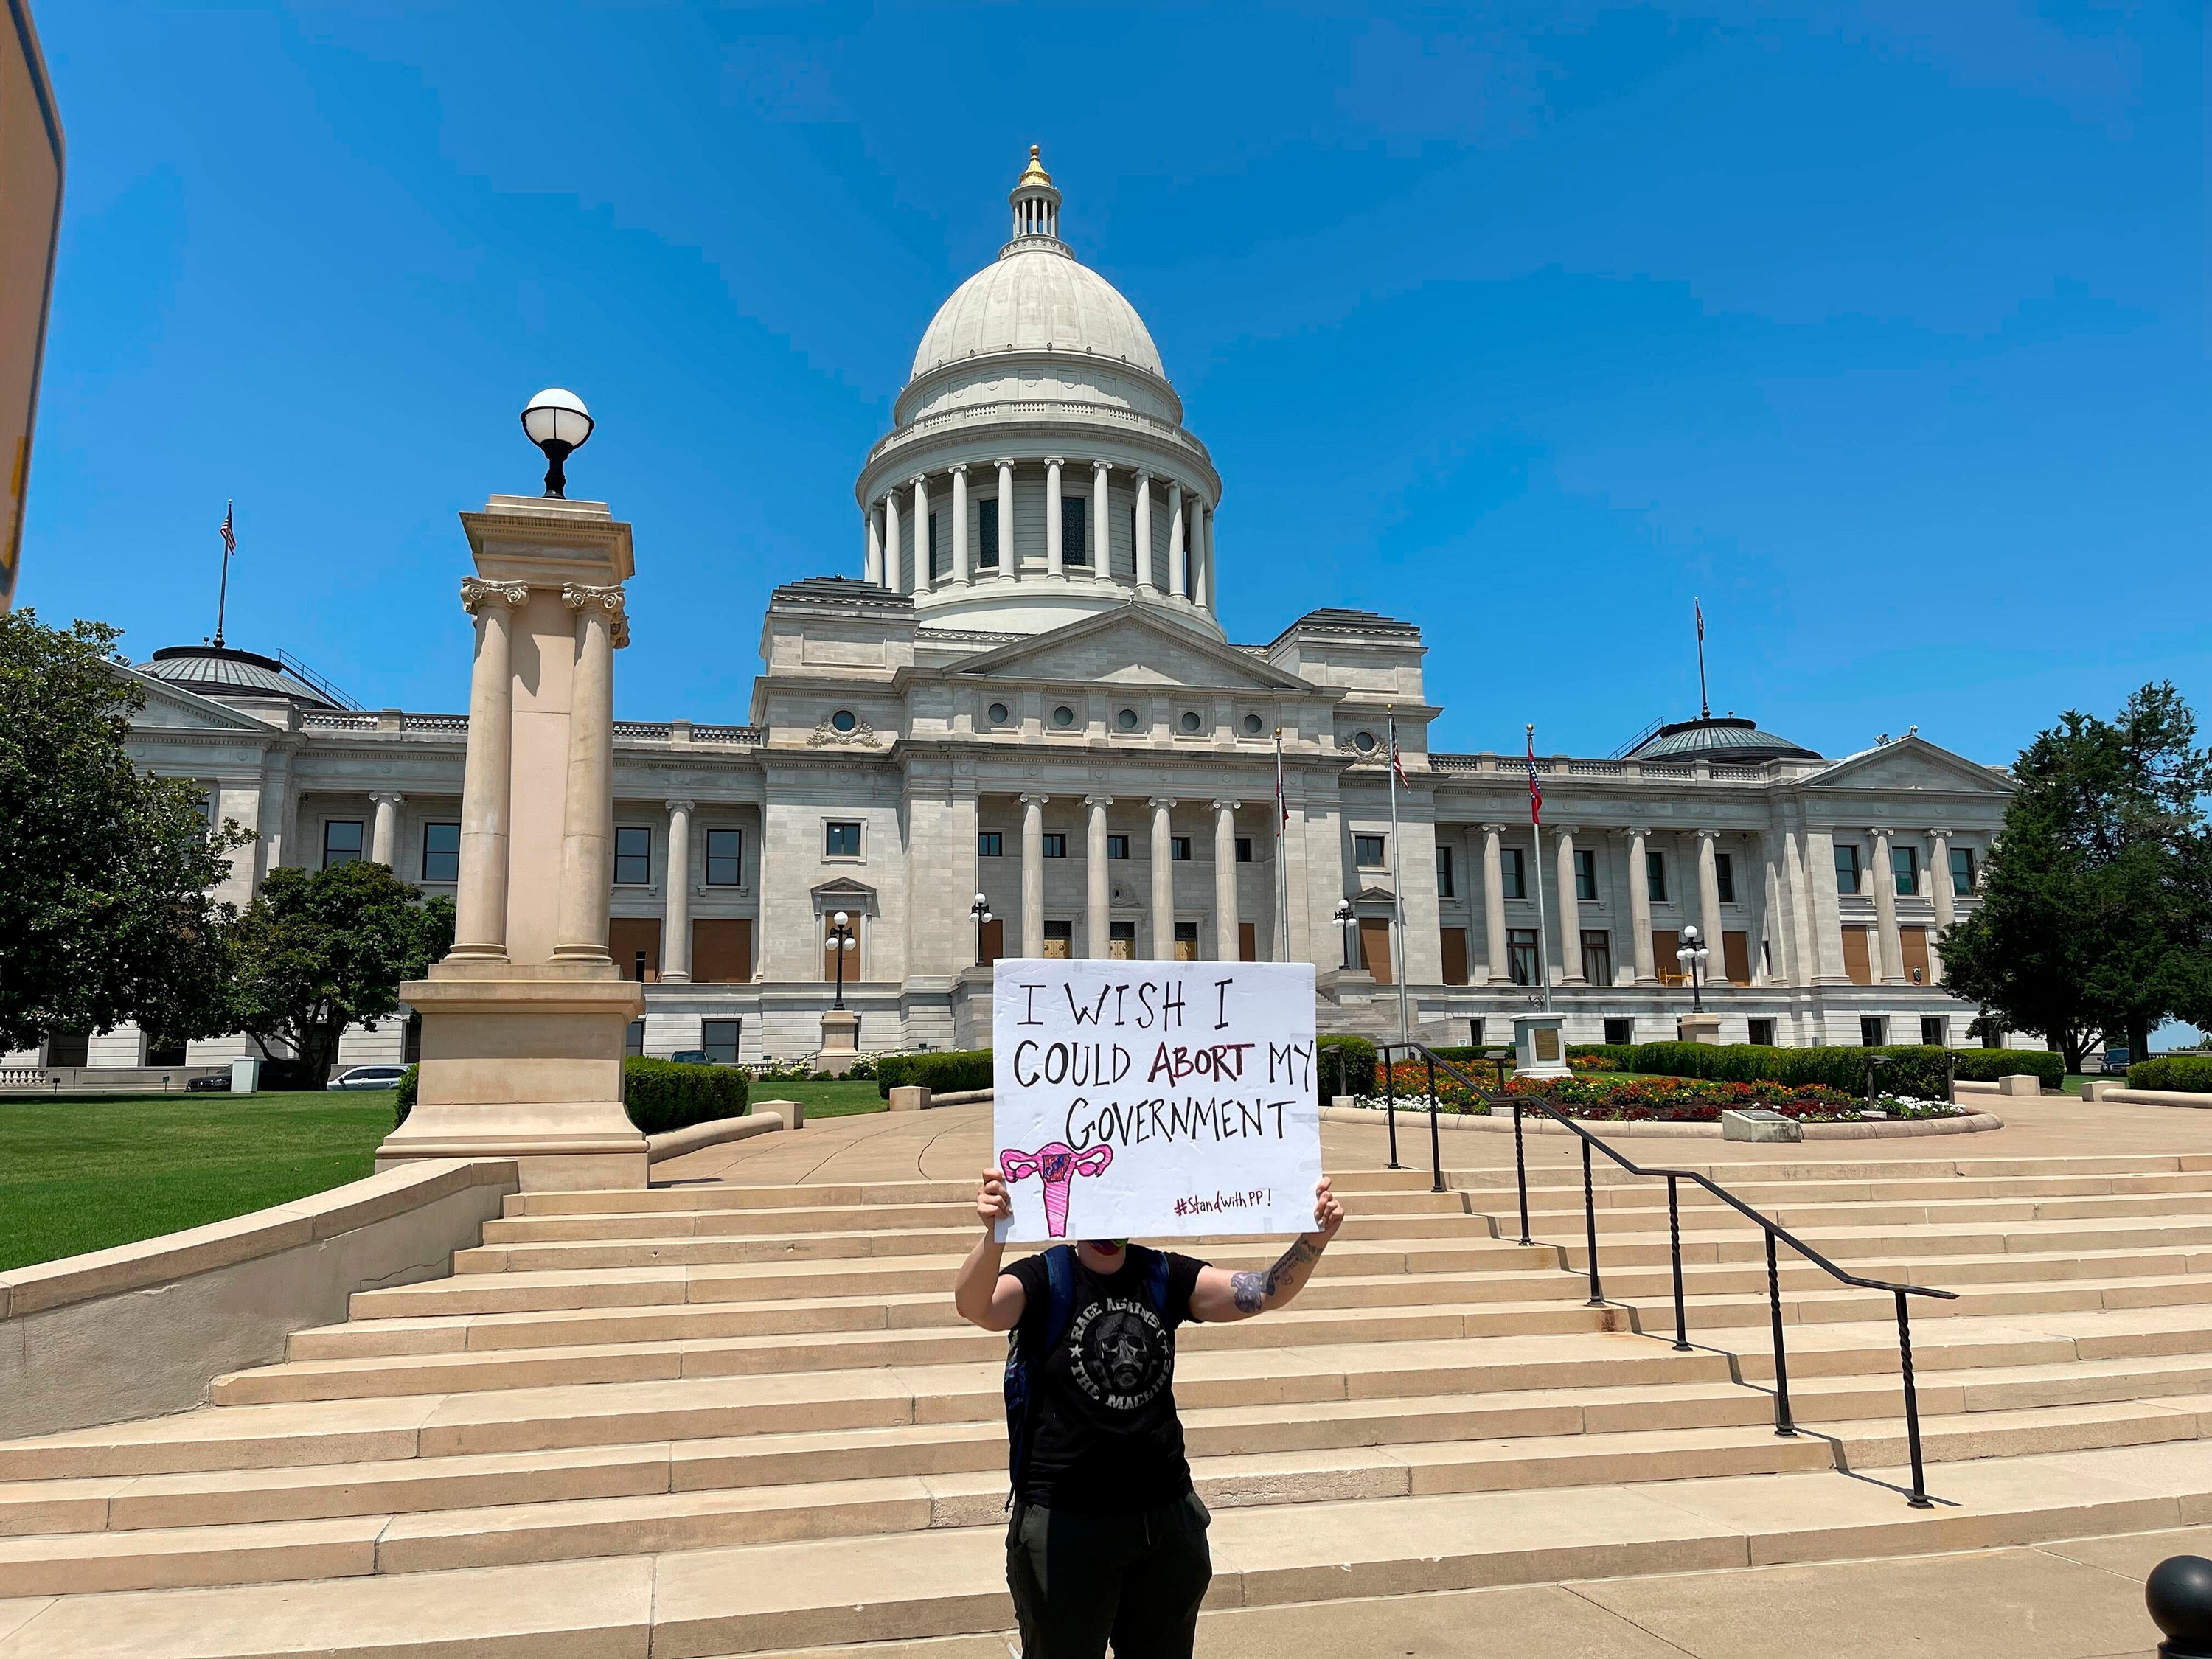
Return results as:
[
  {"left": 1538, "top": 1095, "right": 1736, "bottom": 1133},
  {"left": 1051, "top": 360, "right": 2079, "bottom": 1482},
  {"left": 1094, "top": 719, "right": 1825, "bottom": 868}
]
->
[{"left": 30, "top": 151, "right": 2019, "bottom": 1075}]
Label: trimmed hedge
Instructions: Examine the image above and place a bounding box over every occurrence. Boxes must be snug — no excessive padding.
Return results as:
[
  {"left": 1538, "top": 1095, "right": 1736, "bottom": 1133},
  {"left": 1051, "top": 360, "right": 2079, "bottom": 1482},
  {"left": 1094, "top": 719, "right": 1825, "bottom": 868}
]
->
[
  {"left": 1317, "top": 1035, "right": 1377, "bottom": 1101},
  {"left": 1608, "top": 1042, "right": 2062, "bottom": 1096},
  {"left": 875, "top": 1049, "right": 995, "bottom": 1099},
  {"left": 394, "top": 1057, "right": 747, "bottom": 1134},
  {"left": 2127, "top": 1055, "right": 2212, "bottom": 1094}
]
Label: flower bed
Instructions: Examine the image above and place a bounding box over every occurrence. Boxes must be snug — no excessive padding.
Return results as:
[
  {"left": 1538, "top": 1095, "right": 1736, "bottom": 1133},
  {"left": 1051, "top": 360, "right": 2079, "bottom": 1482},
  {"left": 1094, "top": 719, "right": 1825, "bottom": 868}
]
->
[{"left": 1347, "top": 1065, "right": 1966, "bottom": 1124}]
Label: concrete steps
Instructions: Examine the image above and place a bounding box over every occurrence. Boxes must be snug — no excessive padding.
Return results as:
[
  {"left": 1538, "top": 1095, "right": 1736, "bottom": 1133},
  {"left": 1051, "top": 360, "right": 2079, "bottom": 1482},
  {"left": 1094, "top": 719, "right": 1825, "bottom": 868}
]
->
[{"left": 10, "top": 1151, "right": 2212, "bottom": 1650}]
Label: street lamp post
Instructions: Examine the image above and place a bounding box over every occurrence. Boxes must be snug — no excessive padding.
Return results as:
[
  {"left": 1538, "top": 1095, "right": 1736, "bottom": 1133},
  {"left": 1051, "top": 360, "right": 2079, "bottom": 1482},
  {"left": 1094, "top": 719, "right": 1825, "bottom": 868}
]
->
[
  {"left": 827, "top": 911, "right": 857, "bottom": 1011},
  {"left": 1332, "top": 898, "right": 1356, "bottom": 970},
  {"left": 521, "top": 389, "right": 594, "bottom": 498},
  {"left": 1675, "top": 924, "right": 1711, "bottom": 1015},
  {"left": 970, "top": 893, "right": 993, "bottom": 966}
]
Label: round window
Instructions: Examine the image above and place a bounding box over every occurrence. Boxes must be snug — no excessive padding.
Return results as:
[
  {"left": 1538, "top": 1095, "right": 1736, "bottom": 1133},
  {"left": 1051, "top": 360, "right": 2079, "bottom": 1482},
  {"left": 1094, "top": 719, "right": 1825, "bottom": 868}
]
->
[
  {"left": 1116, "top": 708, "right": 1141, "bottom": 731},
  {"left": 1242, "top": 713, "right": 1265, "bottom": 736},
  {"left": 1052, "top": 704, "right": 1076, "bottom": 728},
  {"left": 987, "top": 702, "right": 1010, "bottom": 725},
  {"left": 1353, "top": 730, "right": 1376, "bottom": 753},
  {"left": 831, "top": 709, "right": 858, "bottom": 734},
  {"left": 1179, "top": 711, "right": 1203, "bottom": 734}
]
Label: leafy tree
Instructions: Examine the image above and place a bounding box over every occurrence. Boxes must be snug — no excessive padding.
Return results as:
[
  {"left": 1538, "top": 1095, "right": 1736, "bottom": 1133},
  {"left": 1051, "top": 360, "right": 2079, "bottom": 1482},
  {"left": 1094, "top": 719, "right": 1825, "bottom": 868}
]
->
[
  {"left": 227, "top": 860, "right": 454, "bottom": 1085},
  {"left": 0, "top": 611, "right": 246, "bottom": 1054},
  {"left": 1939, "top": 682, "right": 2212, "bottom": 1071}
]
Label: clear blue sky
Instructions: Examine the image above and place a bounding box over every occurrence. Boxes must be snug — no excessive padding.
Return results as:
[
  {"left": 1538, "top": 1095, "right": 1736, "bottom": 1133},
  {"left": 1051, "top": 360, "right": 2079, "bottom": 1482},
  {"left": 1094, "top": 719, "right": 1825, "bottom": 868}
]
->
[{"left": 19, "top": 2, "right": 2206, "bottom": 763}]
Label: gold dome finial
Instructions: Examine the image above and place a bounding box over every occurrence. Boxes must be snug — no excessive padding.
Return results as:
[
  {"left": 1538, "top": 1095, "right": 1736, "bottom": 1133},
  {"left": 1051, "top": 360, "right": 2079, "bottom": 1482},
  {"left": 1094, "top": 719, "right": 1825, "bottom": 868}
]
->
[{"left": 1018, "top": 145, "right": 1052, "bottom": 188}]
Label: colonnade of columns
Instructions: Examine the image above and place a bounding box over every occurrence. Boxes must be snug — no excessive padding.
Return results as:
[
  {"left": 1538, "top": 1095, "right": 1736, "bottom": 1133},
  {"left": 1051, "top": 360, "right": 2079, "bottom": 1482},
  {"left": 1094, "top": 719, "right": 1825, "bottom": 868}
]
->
[
  {"left": 990, "top": 795, "right": 1242, "bottom": 960},
  {"left": 861, "top": 459, "right": 1216, "bottom": 612}
]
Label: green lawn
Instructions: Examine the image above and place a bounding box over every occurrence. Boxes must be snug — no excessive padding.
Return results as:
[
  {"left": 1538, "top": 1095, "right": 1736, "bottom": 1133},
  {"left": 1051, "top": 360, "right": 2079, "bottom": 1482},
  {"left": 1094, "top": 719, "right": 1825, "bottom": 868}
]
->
[
  {"left": 760, "top": 1079, "right": 890, "bottom": 1120},
  {"left": 0, "top": 1090, "right": 396, "bottom": 1273}
]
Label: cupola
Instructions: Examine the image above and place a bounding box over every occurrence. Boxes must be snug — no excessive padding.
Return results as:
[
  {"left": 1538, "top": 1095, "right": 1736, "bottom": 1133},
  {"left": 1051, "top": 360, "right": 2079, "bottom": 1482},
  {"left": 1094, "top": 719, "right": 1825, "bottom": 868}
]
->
[{"left": 1007, "top": 145, "right": 1062, "bottom": 247}]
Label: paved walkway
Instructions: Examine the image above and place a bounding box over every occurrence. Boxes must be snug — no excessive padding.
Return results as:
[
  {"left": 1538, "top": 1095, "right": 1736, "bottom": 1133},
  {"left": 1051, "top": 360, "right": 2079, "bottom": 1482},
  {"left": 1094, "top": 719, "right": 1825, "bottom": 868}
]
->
[{"left": 657, "top": 1091, "right": 2212, "bottom": 1188}]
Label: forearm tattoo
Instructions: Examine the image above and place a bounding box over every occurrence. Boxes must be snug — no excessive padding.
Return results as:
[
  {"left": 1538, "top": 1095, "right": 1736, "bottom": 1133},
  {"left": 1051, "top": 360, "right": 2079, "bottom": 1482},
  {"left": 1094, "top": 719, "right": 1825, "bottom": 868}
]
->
[{"left": 1230, "top": 1235, "right": 1326, "bottom": 1314}]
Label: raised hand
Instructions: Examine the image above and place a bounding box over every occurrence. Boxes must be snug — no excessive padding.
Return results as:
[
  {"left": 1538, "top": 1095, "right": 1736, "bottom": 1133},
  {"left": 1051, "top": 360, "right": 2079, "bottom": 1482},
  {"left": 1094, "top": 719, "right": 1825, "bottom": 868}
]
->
[{"left": 976, "top": 1166, "right": 1013, "bottom": 1228}]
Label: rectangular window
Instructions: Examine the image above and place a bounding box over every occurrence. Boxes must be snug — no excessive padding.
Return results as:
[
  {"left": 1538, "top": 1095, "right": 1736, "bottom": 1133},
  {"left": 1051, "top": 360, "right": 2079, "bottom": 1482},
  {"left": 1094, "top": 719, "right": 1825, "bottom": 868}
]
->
[
  {"left": 1354, "top": 834, "right": 1387, "bottom": 867},
  {"left": 1714, "top": 852, "right": 1736, "bottom": 904},
  {"left": 1604, "top": 1016, "right": 1635, "bottom": 1046},
  {"left": 1574, "top": 849, "right": 1597, "bottom": 902},
  {"left": 1435, "top": 845, "right": 1455, "bottom": 897},
  {"left": 978, "top": 831, "right": 1004, "bottom": 858},
  {"left": 322, "top": 820, "right": 364, "bottom": 870},
  {"left": 1235, "top": 837, "right": 1253, "bottom": 863},
  {"left": 1502, "top": 846, "right": 1526, "bottom": 900},
  {"left": 614, "top": 826, "right": 652, "bottom": 886},
  {"left": 1747, "top": 1017, "right": 1776, "bottom": 1047},
  {"left": 421, "top": 821, "right": 460, "bottom": 883},
  {"left": 1042, "top": 832, "right": 1067, "bottom": 859},
  {"left": 927, "top": 511, "right": 942, "bottom": 579},
  {"left": 1173, "top": 920, "right": 1198, "bottom": 961},
  {"left": 1921, "top": 1015, "right": 1947, "bottom": 1048},
  {"left": 1439, "top": 926, "right": 1468, "bottom": 984},
  {"left": 1109, "top": 919, "right": 1136, "bottom": 961},
  {"left": 705, "top": 828, "right": 744, "bottom": 886},
  {"left": 1107, "top": 834, "right": 1130, "bottom": 860},
  {"left": 1645, "top": 850, "right": 1667, "bottom": 902},
  {"left": 625, "top": 1020, "right": 645, "bottom": 1057},
  {"left": 1062, "top": 495, "right": 1089, "bottom": 564},
  {"left": 1043, "top": 919, "right": 1074, "bottom": 958},
  {"left": 1840, "top": 924, "right": 1874, "bottom": 984},
  {"left": 1580, "top": 930, "right": 1612, "bottom": 987},
  {"left": 1170, "top": 835, "right": 1192, "bottom": 862},
  {"left": 1834, "top": 844, "right": 1861, "bottom": 895},
  {"left": 1860, "top": 1015, "right": 1887, "bottom": 1048},
  {"left": 1950, "top": 846, "right": 1975, "bottom": 896},
  {"left": 976, "top": 499, "right": 999, "bottom": 568},
  {"left": 824, "top": 821, "right": 862, "bottom": 858},
  {"left": 1892, "top": 844, "right": 1919, "bottom": 897},
  {"left": 1507, "top": 928, "right": 1540, "bottom": 987},
  {"left": 703, "top": 1019, "right": 741, "bottom": 1065}
]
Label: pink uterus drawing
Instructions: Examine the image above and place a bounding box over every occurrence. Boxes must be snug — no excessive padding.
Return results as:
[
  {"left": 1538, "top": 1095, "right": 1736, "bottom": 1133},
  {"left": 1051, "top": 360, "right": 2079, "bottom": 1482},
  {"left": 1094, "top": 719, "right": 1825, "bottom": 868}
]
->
[{"left": 1000, "top": 1144, "right": 1113, "bottom": 1239}]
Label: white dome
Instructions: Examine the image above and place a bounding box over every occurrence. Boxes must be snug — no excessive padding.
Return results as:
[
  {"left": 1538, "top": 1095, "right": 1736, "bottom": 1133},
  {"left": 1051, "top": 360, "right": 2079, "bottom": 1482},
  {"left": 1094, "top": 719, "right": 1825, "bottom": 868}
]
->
[{"left": 911, "top": 247, "right": 1164, "bottom": 383}]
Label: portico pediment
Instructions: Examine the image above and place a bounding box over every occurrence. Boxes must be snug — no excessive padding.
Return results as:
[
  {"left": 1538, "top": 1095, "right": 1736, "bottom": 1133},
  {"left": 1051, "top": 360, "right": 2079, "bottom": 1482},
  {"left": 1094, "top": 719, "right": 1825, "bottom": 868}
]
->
[
  {"left": 1803, "top": 737, "right": 2010, "bottom": 796},
  {"left": 946, "top": 605, "right": 1310, "bottom": 694},
  {"left": 121, "top": 669, "right": 279, "bottom": 734}
]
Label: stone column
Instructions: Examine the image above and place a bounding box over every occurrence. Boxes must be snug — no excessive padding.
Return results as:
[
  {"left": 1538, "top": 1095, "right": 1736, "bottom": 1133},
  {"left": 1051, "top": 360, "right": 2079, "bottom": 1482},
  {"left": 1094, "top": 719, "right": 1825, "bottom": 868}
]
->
[
  {"left": 661, "top": 799, "right": 694, "bottom": 982},
  {"left": 1045, "top": 458, "right": 1065, "bottom": 577},
  {"left": 1149, "top": 797, "right": 1176, "bottom": 959},
  {"left": 1555, "top": 826, "right": 1583, "bottom": 982},
  {"left": 1928, "top": 828, "right": 1953, "bottom": 984},
  {"left": 1020, "top": 793, "right": 1049, "bottom": 956},
  {"left": 1167, "top": 482, "right": 1186, "bottom": 598},
  {"left": 1213, "top": 799, "right": 1239, "bottom": 961},
  {"left": 370, "top": 791, "right": 404, "bottom": 868},
  {"left": 1805, "top": 830, "right": 1849, "bottom": 983},
  {"left": 1870, "top": 827, "right": 1905, "bottom": 982},
  {"left": 883, "top": 493, "right": 902, "bottom": 593},
  {"left": 950, "top": 464, "right": 970, "bottom": 584},
  {"left": 1191, "top": 501, "right": 1208, "bottom": 608},
  {"left": 996, "top": 459, "right": 1015, "bottom": 578},
  {"left": 451, "top": 578, "right": 526, "bottom": 959},
  {"left": 1696, "top": 830, "right": 1725, "bottom": 977},
  {"left": 910, "top": 476, "right": 931, "bottom": 591},
  {"left": 1627, "top": 827, "right": 1656, "bottom": 984},
  {"left": 552, "top": 584, "right": 624, "bottom": 962},
  {"left": 864, "top": 509, "right": 883, "bottom": 586},
  {"left": 1133, "top": 471, "right": 1155, "bottom": 590},
  {"left": 1085, "top": 796, "right": 1113, "bottom": 959},
  {"left": 1481, "top": 822, "right": 1509, "bottom": 984},
  {"left": 1091, "top": 462, "right": 1110, "bottom": 582}
]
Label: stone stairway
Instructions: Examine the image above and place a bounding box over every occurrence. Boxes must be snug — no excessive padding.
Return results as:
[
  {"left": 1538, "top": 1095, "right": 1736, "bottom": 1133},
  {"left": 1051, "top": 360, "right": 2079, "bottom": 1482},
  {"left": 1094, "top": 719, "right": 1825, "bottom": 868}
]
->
[{"left": 7, "top": 1153, "right": 2212, "bottom": 1654}]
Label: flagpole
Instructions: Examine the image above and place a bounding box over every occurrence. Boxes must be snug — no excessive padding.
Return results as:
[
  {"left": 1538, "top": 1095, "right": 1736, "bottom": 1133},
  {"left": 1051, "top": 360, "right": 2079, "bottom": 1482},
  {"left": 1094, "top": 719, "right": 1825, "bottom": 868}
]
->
[
  {"left": 1387, "top": 707, "right": 1409, "bottom": 1044},
  {"left": 1695, "top": 599, "right": 1709, "bottom": 720},
  {"left": 1273, "top": 728, "right": 1290, "bottom": 963},
  {"left": 214, "top": 501, "right": 234, "bottom": 647},
  {"left": 1528, "top": 723, "right": 1552, "bottom": 1013}
]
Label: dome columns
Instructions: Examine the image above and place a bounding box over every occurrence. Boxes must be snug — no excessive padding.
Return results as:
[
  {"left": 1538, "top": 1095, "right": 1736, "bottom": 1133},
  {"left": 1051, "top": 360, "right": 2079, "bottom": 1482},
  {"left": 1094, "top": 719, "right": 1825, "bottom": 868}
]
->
[
  {"left": 1167, "top": 481, "right": 1186, "bottom": 599},
  {"left": 1091, "top": 462, "right": 1111, "bottom": 585},
  {"left": 1133, "top": 471, "right": 1155, "bottom": 591},
  {"left": 948, "top": 465, "right": 970, "bottom": 586},
  {"left": 995, "top": 459, "right": 1015, "bottom": 581}
]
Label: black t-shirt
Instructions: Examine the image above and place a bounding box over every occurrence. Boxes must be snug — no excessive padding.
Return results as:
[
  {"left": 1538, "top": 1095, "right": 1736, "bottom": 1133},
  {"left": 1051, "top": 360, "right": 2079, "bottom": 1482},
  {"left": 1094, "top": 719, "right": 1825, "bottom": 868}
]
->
[{"left": 1005, "top": 1245, "right": 1207, "bottom": 1514}]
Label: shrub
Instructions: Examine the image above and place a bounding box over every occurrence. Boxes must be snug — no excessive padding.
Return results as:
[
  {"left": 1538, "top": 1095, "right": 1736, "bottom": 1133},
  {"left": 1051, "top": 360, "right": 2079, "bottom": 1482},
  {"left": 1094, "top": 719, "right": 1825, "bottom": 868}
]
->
[
  {"left": 875, "top": 1049, "right": 994, "bottom": 1099},
  {"left": 2127, "top": 1055, "right": 2212, "bottom": 1094},
  {"left": 1316, "top": 1035, "right": 1376, "bottom": 1101},
  {"left": 1618, "top": 1042, "right": 2062, "bottom": 1096},
  {"left": 394, "top": 1057, "right": 745, "bottom": 1134},
  {"left": 1951, "top": 1048, "right": 2065, "bottom": 1086}
]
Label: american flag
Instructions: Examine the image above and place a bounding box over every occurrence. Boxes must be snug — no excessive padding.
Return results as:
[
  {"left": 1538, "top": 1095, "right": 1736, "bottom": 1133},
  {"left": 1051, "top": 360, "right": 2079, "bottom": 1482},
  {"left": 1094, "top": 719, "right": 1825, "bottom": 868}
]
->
[
  {"left": 1525, "top": 725, "right": 1543, "bottom": 825},
  {"left": 1273, "top": 728, "right": 1287, "bottom": 831},
  {"left": 219, "top": 501, "right": 235, "bottom": 558},
  {"left": 1388, "top": 715, "right": 1410, "bottom": 790}
]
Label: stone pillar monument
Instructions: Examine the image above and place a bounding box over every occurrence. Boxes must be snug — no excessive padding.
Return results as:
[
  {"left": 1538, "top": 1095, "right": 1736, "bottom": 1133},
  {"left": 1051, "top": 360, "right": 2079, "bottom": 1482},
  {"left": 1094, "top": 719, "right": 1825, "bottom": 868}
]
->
[{"left": 377, "top": 494, "right": 649, "bottom": 1190}]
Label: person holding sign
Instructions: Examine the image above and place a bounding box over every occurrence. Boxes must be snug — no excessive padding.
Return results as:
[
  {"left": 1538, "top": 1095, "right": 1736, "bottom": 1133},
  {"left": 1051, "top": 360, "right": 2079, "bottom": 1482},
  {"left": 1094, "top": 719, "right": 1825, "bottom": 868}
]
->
[{"left": 955, "top": 1170, "right": 1346, "bottom": 1659}]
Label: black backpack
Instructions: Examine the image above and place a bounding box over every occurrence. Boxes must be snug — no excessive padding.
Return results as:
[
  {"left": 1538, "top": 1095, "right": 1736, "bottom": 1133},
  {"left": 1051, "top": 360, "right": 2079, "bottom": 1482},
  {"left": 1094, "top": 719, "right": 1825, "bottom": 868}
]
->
[{"left": 1003, "top": 1243, "right": 1174, "bottom": 1499}]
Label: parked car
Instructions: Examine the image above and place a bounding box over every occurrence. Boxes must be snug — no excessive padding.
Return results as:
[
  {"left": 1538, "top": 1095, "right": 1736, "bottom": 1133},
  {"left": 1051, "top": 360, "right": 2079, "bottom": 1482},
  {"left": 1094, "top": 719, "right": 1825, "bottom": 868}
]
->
[
  {"left": 327, "top": 1065, "right": 408, "bottom": 1091},
  {"left": 2099, "top": 1046, "right": 2133, "bottom": 1076},
  {"left": 187, "top": 1073, "right": 232, "bottom": 1092},
  {"left": 668, "top": 1049, "right": 713, "bottom": 1065}
]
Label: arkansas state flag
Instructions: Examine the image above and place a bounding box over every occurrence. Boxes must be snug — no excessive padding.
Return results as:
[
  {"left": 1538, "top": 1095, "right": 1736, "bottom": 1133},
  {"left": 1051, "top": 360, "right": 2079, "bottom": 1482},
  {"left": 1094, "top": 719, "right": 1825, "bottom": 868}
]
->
[{"left": 1525, "top": 728, "right": 1542, "bottom": 825}]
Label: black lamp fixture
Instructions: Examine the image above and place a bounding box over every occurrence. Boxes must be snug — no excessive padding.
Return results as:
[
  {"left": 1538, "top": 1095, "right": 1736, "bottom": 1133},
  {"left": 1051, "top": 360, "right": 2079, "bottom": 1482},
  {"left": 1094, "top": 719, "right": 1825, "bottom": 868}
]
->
[
  {"left": 827, "top": 911, "right": 858, "bottom": 1011},
  {"left": 1332, "top": 898, "right": 1357, "bottom": 970},
  {"left": 1675, "top": 923, "right": 1712, "bottom": 1014},
  {"left": 970, "top": 893, "right": 994, "bottom": 966},
  {"left": 521, "top": 388, "right": 594, "bottom": 498}
]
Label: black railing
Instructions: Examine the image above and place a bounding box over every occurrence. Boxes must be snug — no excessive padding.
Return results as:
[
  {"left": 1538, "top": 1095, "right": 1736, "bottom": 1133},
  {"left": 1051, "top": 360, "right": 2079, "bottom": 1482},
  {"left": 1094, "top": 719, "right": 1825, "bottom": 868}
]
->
[{"left": 1371, "top": 1040, "right": 1957, "bottom": 1507}]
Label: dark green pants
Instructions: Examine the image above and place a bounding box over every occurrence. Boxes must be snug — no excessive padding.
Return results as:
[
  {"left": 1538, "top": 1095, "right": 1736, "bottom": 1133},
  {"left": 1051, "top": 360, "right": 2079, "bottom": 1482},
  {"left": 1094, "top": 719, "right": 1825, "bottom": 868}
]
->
[{"left": 1005, "top": 1492, "right": 1213, "bottom": 1659}]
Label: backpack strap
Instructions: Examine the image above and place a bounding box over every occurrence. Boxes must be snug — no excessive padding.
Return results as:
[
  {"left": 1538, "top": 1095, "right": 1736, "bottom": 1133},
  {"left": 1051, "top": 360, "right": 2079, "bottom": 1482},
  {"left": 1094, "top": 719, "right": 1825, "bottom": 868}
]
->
[{"left": 1039, "top": 1243, "right": 1079, "bottom": 1352}]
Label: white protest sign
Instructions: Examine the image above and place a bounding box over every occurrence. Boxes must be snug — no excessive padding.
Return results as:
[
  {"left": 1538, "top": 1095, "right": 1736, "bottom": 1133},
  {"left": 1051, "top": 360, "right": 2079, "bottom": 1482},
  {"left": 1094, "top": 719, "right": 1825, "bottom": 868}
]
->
[{"left": 991, "top": 958, "right": 1321, "bottom": 1243}]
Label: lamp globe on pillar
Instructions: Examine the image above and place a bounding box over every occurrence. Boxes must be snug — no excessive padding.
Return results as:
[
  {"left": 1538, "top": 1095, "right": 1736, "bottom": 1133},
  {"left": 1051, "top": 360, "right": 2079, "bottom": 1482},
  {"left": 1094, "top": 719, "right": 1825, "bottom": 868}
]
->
[
  {"left": 1332, "top": 898, "right": 1357, "bottom": 970},
  {"left": 970, "top": 893, "right": 993, "bottom": 966},
  {"left": 521, "top": 388, "right": 594, "bottom": 498},
  {"left": 1675, "top": 923, "right": 1711, "bottom": 1014},
  {"left": 827, "top": 910, "right": 858, "bottom": 1012}
]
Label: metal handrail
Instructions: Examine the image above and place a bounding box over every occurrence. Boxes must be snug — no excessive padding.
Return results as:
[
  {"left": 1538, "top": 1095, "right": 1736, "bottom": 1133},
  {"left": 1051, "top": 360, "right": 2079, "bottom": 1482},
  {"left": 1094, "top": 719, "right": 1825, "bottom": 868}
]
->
[{"left": 1365, "top": 1039, "right": 1957, "bottom": 1506}]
